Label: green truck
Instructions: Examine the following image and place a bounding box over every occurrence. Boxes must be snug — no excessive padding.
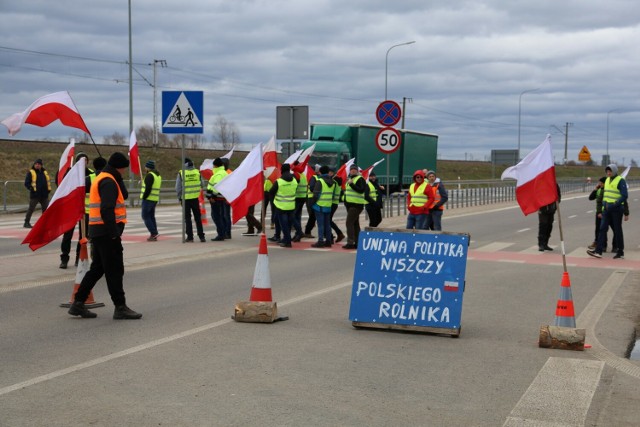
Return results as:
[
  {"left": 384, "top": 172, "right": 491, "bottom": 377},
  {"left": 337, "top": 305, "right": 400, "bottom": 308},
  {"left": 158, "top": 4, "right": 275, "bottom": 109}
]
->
[{"left": 300, "top": 123, "right": 438, "bottom": 191}]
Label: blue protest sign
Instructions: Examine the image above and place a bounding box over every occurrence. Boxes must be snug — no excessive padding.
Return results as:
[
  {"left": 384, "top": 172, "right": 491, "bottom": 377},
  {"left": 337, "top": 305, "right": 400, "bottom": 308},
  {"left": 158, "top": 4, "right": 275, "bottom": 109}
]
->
[{"left": 349, "top": 229, "right": 469, "bottom": 334}]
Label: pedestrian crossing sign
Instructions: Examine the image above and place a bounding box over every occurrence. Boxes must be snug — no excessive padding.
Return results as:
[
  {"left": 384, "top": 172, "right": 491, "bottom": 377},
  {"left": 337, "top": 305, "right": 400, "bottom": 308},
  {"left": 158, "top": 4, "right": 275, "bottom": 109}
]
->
[{"left": 162, "top": 91, "right": 204, "bottom": 134}]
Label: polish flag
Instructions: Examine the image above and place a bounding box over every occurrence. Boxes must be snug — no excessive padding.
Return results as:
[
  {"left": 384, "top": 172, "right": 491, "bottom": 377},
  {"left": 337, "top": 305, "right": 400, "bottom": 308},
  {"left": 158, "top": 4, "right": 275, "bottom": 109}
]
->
[
  {"left": 57, "top": 139, "right": 75, "bottom": 185},
  {"left": 501, "top": 135, "right": 558, "bottom": 215},
  {"left": 22, "top": 158, "right": 87, "bottom": 251},
  {"left": 199, "top": 159, "right": 214, "bottom": 181},
  {"left": 296, "top": 143, "right": 316, "bottom": 171},
  {"left": 214, "top": 143, "right": 264, "bottom": 224},
  {"left": 263, "top": 136, "right": 281, "bottom": 183},
  {"left": 129, "top": 130, "right": 141, "bottom": 176},
  {"left": 361, "top": 158, "right": 385, "bottom": 181},
  {"left": 1, "top": 91, "right": 91, "bottom": 136},
  {"left": 621, "top": 165, "right": 631, "bottom": 179},
  {"left": 284, "top": 149, "right": 303, "bottom": 166},
  {"left": 221, "top": 146, "right": 235, "bottom": 159},
  {"left": 335, "top": 157, "right": 356, "bottom": 190}
]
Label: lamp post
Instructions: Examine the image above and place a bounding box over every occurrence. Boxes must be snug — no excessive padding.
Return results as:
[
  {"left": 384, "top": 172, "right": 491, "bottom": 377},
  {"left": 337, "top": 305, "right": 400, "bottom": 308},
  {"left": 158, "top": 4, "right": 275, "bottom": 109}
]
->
[
  {"left": 152, "top": 59, "right": 167, "bottom": 152},
  {"left": 385, "top": 41, "right": 415, "bottom": 100},
  {"left": 517, "top": 88, "right": 539, "bottom": 160},
  {"left": 606, "top": 109, "right": 621, "bottom": 159}
]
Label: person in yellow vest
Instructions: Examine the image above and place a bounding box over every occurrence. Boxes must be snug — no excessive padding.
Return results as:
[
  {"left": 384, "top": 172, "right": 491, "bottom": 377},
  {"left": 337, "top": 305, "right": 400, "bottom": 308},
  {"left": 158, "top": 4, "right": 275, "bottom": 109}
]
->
[
  {"left": 425, "top": 170, "right": 448, "bottom": 231},
  {"left": 343, "top": 164, "right": 372, "bottom": 249},
  {"left": 221, "top": 158, "right": 233, "bottom": 239},
  {"left": 588, "top": 164, "right": 628, "bottom": 259},
  {"left": 311, "top": 165, "right": 336, "bottom": 247},
  {"left": 206, "top": 157, "right": 228, "bottom": 241},
  {"left": 176, "top": 157, "right": 206, "bottom": 242},
  {"left": 406, "top": 170, "right": 433, "bottom": 230},
  {"left": 68, "top": 152, "right": 142, "bottom": 319},
  {"left": 59, "top": 152, "right": 94, "bottom": 268},
  {"left": 269, "top": 163, "right": 298, "bottom": 247},
  {"left": 329, "top": 171, "right": 346, "bottom": 243},
  {"left": 141, "top": 160, "right": 162, "bottom": 241},
  {"left": 23, "top": 158, "right": 51, "bottom": 228},
  {"left": 365, "top": 172, "right": 384, "bottom": 228}
]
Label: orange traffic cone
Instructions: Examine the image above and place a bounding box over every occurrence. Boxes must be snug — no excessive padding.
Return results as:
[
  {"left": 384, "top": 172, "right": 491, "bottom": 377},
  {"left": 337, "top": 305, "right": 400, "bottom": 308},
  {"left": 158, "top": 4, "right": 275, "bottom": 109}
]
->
[
  {"left": 199, "top": 191, "right": 208, "bottom": 225},
  {"left": 249, "top": 233, "right": 273, "bottom": 302},
  {"left": 554, "top": 272, "right": 576, "bottom": 328},
  {"left": 60, "top": 238, "right": 105, "bottom": 308}
]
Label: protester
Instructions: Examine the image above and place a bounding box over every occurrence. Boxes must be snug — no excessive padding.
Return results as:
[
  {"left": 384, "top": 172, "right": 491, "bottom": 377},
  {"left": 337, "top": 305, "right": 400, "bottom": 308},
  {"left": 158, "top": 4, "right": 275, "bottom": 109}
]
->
[
  {"left": 406, "top": 170, "right": 432, "bottom": 230},
  {"left": 206, "top": 158, "right": 228, "bottom": 241},
  {"left": 221, "top": 158, "right": 232, "bottom": 239},
  {"left": 176, "top": 157, "right": 205, "bottom": 242},
  {"left": 269, "top": 163, "right": 297, "bottom": 247},
  {"left": 342, "top": 164, "right": 371, "bottom": 249},
  {"left": 242, "top": 204, "right": 262, "bottom": 236},
  {"left": 140, "top": 160, "right": 161, "bottom": 241},
  {"left": 311, "top": 165, "right": 336, "bottom": 247},
  {"left": 329, "top": 172, "right": 346, "bottom": 243},
  {"left": 425, "top": 170, "right": 448, "bottom": 231},
  {"left": 291, "top": 161, "right": 306, "bottom": 242},
  {"left": 537, "top": 184, "right": 561, "bottom": 251},
  {"left": 23, "top": 158, "right": 51, "bottom": 228},
  {"left": 68, "top": 152, "right": 142, "bottom": 319},
  {"left": 365, "top": 172, "right": 384, "bottom": 228},
  {"left": 587, "top": 177, "right": 607, "bottom": 250}
]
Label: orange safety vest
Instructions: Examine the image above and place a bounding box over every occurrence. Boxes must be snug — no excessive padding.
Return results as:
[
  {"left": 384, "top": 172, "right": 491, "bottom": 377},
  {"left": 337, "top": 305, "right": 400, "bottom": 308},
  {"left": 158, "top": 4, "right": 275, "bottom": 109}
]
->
[
  {"left": 88, "top": 172, "right": 127, "bottom": 225},
  {"left": 431, "top": 183, "right": 445, "bottom": 210}
]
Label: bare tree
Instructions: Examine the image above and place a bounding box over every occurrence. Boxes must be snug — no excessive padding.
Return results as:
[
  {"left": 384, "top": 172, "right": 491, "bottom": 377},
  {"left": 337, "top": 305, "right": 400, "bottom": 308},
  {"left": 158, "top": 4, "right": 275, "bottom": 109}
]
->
[
  {"left": 102, "top": 132, "right": 126, "bottom": 146},
  {"left": 136, "top": 125, "right": 154, "bottom": 147},
  {"left": 211, "top": 114, "right": 241, "bottom": 150}
]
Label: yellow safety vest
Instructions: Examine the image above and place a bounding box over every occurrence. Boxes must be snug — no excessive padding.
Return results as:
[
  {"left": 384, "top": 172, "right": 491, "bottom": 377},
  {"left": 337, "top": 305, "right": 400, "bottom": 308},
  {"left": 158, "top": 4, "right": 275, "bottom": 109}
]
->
[
  {"left": 140, "top": 171, "right": 162, "bottom": 202},
  {"left": 296, "top": 173, "right": 308, "bottom": 199},
  {"left": 316, "top": 178, "right": 335, "bottom": 208},
  {"left": 180, "top": 169, "right": 201, "bottom": 200},
  {"left": 409, "top": 182, "right": 429, "bottom": 207},
  {"left": 207, "top": 166, "right": 227, "bottom": 197},
  {"left": 367, "top": 182, "right": 377, "bottom": 204},
  {"left": 344, "top": 176, "right": 366, "bottom": 204},
  {"left": 274, "top": 178, "right": 297, "bottom": 210},
  {"left": 30, "top": 169, "right": 51, "bottom": 192},
  {"left": 603, "top": 176, "right": 623, "bottom": 204}
]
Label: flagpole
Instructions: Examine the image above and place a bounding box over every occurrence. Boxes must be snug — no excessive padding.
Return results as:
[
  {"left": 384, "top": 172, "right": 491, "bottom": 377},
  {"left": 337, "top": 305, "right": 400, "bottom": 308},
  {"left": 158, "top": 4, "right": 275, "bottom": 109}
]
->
[
  {"left": 554, "top": 201, "right": 567, "bottom": 273},
  {"left": 87, "top": 134, "right": 102, "bottom": 158}
]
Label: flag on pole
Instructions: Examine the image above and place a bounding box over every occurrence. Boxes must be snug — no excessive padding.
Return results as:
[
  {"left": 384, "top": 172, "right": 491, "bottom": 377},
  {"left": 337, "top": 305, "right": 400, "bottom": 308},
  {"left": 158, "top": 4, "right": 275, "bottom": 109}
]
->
[
  {"left": 214, "top": 143, "right": 264, "bottom": 224},
  {"left": 335, "top": 158, "right": 356, "bottom": 190},
  {"left": 22, "top": 158, "right": 87, "bottom": 251},
  {"left": 296, "top": 143, "right": 316, "bottom": 171},
  {"left": 621, "top": 165, "right": 631, "bottom": 179},
  {"left": 58, "top": 139, "right": 76, "bottom": 185},
  {"left": 129, "top": 130, "right": 141, "bottom": 176},
  {"left": 199, "top": 159, "right": 214, "bottom": 181},
  {"left": 221, "top": 146, "right": 235, "bottom": 159},
  {"left": 361, "top": 158, "right": 385, "bottom": 181},
  {"left": 1, "top": 91, "right": 91, "bottom": 136},
  {"left": 284, "top": 149, "right": 303, "bottom": 166},
  {"left": 501, "top": 135, "right": 558, "bottom": 215},
  {"left": 263, "top": 136, "right": 281, "bottom": 183}
]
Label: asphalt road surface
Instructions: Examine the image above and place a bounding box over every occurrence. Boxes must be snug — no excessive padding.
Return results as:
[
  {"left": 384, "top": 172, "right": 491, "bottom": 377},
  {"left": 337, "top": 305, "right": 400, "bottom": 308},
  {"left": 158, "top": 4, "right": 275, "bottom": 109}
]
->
[{"left": 1, "top": 192, "right": 639, "bottom": 426}]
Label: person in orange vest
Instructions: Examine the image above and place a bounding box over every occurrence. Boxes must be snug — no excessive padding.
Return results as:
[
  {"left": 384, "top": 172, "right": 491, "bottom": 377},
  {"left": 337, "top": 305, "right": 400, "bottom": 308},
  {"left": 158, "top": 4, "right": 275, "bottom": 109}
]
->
[
  {"left": 406, "top": 170, "right": 433, "bottom": 230},
  {"left": 23, "top": 158, "right": 51, "bottom": 228},
  {"left": 425, "top": 170, "right": 448, "bottom": 231},
  {"left": 68, "top": 152, "right": 142, "bottom": 320}
]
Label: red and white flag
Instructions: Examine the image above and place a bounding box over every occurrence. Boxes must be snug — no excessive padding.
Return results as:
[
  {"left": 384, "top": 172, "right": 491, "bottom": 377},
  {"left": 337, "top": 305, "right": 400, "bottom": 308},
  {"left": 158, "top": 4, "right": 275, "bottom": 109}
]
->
[
  {"left": 296, "top": 143, "right": 316, "bottom": 170},
  {"left": 199, "top": 159, "right": 214, "bottom": 181},
  {"left": 263, "top": 136, "right": 281, "bottom": 183},
  {"left": 22, "top": 158, "right": 87, "bottom": 251},
  {"left": 361, "top": 158, "right": 385, "bottom": 181},
  {"left": 57, "top": 139, "right": 76, "bottom": 185},
  {"left": 129, "top": 130, "right": 141, "bottom": 176},
  {"left": 335, "top": 157, "right": 356, "bottom": 190},
  {"left": 1, "top": 91, "right": 91, "bottom": 136},
  {"left": 221, "top": 146, "right": 235, "bottom": 159},
  {"left": 284, "top": 149, "right": 302, "bottom": 166},
  {"left": 214, "top": 143, "right": 264, "bottom": 224},
  {"left": 501, "top": 135, "right": 558, "bottom": 215}
]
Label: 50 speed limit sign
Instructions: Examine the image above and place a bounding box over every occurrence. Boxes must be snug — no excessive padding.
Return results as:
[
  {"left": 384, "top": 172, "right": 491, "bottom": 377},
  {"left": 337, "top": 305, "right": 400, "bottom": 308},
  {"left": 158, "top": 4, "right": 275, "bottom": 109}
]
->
[{"left": 375, "top": 127, "right": 402, "bottom": 154}]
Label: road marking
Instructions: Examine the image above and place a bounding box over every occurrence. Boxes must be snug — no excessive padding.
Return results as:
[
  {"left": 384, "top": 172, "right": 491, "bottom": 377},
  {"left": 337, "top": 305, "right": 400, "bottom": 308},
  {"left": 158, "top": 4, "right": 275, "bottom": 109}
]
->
[
  {"left": 474, "top": 242, "right": 513, "bottom": 252},
  {"left": 0, "top": 280, "right": 352, "bottom": 397},
  {"left": 517, "top": 228, "right": 530, "bottom": 233},
  {"left": 568, "top": 214, "right": 577, "bottom": 219}
]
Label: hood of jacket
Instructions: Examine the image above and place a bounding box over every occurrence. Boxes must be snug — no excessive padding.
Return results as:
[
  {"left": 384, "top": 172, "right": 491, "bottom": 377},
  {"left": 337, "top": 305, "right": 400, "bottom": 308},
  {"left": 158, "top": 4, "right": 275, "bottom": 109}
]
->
[{"left": 606, "top": 164, "right": 618, "bottom": 176}]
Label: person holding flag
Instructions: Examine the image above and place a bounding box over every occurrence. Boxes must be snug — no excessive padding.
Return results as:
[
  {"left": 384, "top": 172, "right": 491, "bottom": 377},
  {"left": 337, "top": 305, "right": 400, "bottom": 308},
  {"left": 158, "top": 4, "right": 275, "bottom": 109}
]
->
[
  {"left": 365, "top": 172, "right": 384, "bottom": 228},
  {"left": 342, "top": 164, "right": 372, "bottom": 249},
  {"left": 68, "top": 152, "right": 142, "bottom": 320},
  {"left": 310, "top": 165, "right": 336, "bottom": 248},
  {"left": 269, "top": 163, "right": 298, "bottom": 248},
  {"left": 207, "top": 158, "right": 229, "bottom": 241},
  {"left": 23, "top": 158, "right": 51, "bottom": 228}
]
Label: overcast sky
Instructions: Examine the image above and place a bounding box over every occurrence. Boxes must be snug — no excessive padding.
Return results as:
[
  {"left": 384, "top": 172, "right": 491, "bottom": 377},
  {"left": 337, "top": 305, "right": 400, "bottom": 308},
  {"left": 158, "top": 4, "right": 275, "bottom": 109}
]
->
[{"left": 1, "top": 0, "right": 638, "bottom": 164}]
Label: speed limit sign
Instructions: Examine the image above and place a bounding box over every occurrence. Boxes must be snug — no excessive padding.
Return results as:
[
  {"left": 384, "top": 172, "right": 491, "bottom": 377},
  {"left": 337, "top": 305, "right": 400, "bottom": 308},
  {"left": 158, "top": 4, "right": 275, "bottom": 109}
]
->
[{"left": 375, "top": 127, "right": 402, "bottom": 154}]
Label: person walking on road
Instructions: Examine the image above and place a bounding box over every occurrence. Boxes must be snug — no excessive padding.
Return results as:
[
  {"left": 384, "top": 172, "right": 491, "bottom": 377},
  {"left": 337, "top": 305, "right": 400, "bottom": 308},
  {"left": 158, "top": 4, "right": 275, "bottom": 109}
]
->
[
  {"left": 270, "top": 163, "right": 298, "bottom": 248},
  {"left": 140, "top": 160, "right": 161, "bottom": 241},
  {"left": 425, "top": 170, "right": 448, "bottom": 231},
  {"left": 406, "top": 170, "right": 432, "bottom": 230},
  {"left": 330, "top": 173, "right": 346, "bottom": 243},
  {"left": 176, "top": 157, "right": 206, "bottom": 242},
  {"left": 311, "top": 165, "right": 336, "bottom": 247},
  {"left": 68, "top": 152, "right": 142, "bottom": 320},
  {"left": 588, "top": 164, "right": 628, "bottom": 259},
  {"left": 23, "top": 158, "right": 51, "bottom": 228}
]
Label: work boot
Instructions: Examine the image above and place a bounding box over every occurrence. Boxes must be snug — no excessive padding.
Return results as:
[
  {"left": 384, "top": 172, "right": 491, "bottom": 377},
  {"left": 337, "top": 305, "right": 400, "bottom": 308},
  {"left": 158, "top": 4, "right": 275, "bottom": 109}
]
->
[
  {"left": 335, "top": 232, "right": 345, "bottom": 243},
  {"left": 113, "top": 305, "right": 142, "bottom": 320},
  {"left": 68, "top": 301, "right": 97, "bottom": 318},
  {"left": 23, "top": 222, "right": 32, "bottom": 229},
  {"left": 59, "top": 260, "right": 68, "bottom": 269}
]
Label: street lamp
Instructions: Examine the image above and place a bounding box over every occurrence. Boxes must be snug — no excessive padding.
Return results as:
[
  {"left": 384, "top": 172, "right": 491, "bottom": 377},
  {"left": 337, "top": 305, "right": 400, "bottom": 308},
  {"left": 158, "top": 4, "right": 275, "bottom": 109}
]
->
[
  {"left": 517, "top": 88, "right": 539, "bottom": 159},
  {"left": 606, "top": 109, "right": 621, "bottom": 158},
  {"left": 384, "top": 41, "right": 415, "bottom": 100}
]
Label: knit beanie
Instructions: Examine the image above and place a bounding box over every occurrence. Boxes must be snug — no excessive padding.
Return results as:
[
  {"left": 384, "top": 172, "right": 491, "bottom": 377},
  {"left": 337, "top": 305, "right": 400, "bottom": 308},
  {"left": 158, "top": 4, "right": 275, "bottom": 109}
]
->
[
  {"left": 213, "top": 158, "right": 224, "bottom": 167},
  {"left": 108, "top": 152, "right": 130, "bottom": 169},
  {"left": 93, "top": 157, "right": 107, "bottom": 171},
  {"left": 145, "top": 160, "right": 156, "bottom": 170},
  {"left": 75, "top": 152, "right": 88, "bottom": 162}
]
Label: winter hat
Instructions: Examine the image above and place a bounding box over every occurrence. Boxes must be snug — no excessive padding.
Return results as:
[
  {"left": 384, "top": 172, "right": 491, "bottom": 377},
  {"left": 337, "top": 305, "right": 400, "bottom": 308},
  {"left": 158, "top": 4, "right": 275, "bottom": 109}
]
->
[
  {"left": 145, "top": 160, "right": 156, "bottom": 170},
  {"left": 75, "top": 152, "right": 88, "bottom": 162},
  {"left": 213, "top": 157, "right": 224, "bottom": 167},
  {"left": 93, "top": 157, "right": 107, "bottom": 171},
  {"left": 426, "top": 170, "right": 436, "bottom": 177},
  {"left": 34, "top": 158, "right": 43, "bottom": 165},
  {"left": 319, "top": 165, "right": 330, "bottom": 175},
  {"left": 349, "top": 164, "right": 358, "bottom": 171},
  {"left": 413, "top": 169, "right": 425, "bottom": 178},
  {"left": 184, "top": 157, "right": 194, "bottom": 167},
  {"left": 281, "top": 163, "right": 291, "bottom": 173},
  {"left": 369, "top": 172, "right": 376, "bottom": 178},
  {"left": 108, "top": 152, "right": 130, "bottom": 169}
]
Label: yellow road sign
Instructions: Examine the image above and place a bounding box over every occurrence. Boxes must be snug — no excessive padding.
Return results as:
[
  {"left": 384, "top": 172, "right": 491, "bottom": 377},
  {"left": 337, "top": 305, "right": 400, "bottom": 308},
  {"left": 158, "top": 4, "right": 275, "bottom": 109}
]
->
[{"left": 578, "top": 145, "right": 591, "bottom": 162}]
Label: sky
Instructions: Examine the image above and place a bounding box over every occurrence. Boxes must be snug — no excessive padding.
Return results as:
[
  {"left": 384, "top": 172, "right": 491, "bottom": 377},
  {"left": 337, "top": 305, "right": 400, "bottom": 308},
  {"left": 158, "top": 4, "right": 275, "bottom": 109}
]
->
[{"left": 1, "top": 0, "right": 639, "bottom": 165}]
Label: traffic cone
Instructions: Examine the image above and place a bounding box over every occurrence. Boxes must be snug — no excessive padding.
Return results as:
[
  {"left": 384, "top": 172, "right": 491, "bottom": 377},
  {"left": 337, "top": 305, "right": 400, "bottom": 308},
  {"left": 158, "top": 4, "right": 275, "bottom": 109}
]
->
[
  {"left": 554, "top": 271, "right": 576, "bottom": 328},
  {"left": 199, "top": 191, "right": 208, "bottom": 225},
  {"left": 249, "top": 233, "right": 272, "bottom": 302},
  {"left": 60, "top": 238, "right": 105, "bottom": 308}
]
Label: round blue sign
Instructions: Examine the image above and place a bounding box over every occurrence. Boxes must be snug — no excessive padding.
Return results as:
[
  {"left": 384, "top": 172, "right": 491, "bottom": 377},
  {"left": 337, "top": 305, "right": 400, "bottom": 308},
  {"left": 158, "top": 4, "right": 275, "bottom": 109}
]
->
[{"left": 376, "top": 100, "right": 402, "bottom": 127}]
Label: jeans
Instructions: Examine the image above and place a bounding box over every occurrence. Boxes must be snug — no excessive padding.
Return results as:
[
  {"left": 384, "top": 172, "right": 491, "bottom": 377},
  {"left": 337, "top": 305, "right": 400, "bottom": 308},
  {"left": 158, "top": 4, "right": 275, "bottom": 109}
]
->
[
  {"left": 277, "top": 208, "right": 295, "bottom": 244},
  {"left": 345, "top": 204, "right": 364, "bottom": 245},
  {"left": 141, "top": 199, "right": 158, "bottom": 235},
  {"left": 210, "top": 200, "right": 226, "bottom": 238},
  {"left": 407, "top": 213, "right": 427, "bottom": 230},
  {"left": 596, "top": 204, "right": 624, "bottom": 254},
  {"left": 315, "top": 209, "right": 332, "bottom": 243},
  {"left": 426, "top": 209, "right": 443, "bottom": 231}
]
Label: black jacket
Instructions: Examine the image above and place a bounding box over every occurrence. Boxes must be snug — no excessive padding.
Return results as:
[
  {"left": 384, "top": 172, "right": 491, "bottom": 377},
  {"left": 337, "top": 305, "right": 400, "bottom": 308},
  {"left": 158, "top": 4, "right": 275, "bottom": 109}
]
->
[{"left": 89, "top": 165, "right": 129, "bottom": 239}]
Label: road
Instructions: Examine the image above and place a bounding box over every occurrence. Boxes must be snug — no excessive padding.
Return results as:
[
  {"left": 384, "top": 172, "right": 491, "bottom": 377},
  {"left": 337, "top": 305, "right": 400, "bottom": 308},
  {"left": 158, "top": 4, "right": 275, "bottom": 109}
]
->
[{"left": 0, "top": 193, "right": 639, "bottom": 426}]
